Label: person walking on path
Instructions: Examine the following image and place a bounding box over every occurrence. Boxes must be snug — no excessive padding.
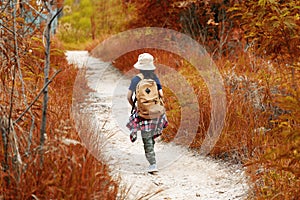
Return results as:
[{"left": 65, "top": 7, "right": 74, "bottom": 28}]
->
[{"left": 126, "top": 53, "right": 168, "bottom": 173}]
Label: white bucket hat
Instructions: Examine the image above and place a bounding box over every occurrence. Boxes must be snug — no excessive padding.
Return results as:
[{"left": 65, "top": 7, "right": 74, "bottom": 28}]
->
[{"left": 134, "top": 53, "right": 156, "bottom": 70}]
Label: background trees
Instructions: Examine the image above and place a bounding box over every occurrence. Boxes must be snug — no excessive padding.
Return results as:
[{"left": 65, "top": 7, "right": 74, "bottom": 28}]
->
[
  {"left": 126, "top": 0, "right": 240, "bottom": 56},
  {"left": 229, "top": 0, "right": 300, "bottom": 82},
  {"left": 58, "top": 0, "right": 134, "bottom": 48}
]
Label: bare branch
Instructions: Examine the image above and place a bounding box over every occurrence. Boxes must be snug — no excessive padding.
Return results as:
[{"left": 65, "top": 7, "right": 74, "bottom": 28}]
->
[
  {"left": 22, "top": 1, "right": 47, "bottom": 20},
  {"left": 14, "top": 69, "right": 62, "bottom": 124},
  {"left": 0, "top": 22, "right": 15, "bottom": 36},
  {"left": 50, "top": 7, "right": 62, "bottom": 25}
]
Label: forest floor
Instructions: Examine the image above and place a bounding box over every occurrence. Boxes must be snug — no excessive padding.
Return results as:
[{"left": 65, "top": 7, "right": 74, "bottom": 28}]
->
[{"left": 66, "top": 51, "right": 250, "bottom": 200}]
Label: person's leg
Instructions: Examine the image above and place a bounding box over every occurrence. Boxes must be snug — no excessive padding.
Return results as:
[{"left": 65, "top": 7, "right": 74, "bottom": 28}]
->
[{"left": 141, "top": 130, "right": 156, "bottom": 165}]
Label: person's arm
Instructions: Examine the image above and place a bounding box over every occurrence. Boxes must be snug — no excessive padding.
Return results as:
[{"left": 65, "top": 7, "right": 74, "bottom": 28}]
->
[
  {"left": 128, "top": 76, "right": 139, "bottom": 109},
  {"left": 158, "top": 89, "right": 164, "bottom": 99},
  {"left": 155, "top": 76, "right": 163, "bottom": 100},
  {"left": 127, "top": 90, "right": 134, "bottom": 107}
]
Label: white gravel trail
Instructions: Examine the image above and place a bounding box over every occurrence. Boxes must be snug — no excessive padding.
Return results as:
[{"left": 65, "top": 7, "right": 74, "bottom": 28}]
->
[{"left": 66, "top": 51, "right": 249, "bottom": 200}]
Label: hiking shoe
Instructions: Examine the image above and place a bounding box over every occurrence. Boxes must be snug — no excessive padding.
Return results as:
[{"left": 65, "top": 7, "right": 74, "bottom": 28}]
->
[{"left": 147, "top": 164, "right": 158, "bottom": 173}]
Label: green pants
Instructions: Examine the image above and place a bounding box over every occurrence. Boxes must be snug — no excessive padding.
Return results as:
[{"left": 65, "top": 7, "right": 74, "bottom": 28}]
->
[{"left": 141, "top": 130, "right": 156, "bottom": 165}]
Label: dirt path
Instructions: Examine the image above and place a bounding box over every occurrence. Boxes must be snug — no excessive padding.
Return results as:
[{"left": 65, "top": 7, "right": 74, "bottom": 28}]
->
[{"left": 66, "top": 51, "right": 249, "bottom": 200}]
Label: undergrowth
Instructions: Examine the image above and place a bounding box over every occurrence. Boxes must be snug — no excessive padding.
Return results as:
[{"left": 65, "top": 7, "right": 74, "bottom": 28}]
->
[
  {"left": 92, "top": 47, "right": 299, "bottom": 199},
  {"left": 0, "top": 36, "right": 119, "bottom": 199}
]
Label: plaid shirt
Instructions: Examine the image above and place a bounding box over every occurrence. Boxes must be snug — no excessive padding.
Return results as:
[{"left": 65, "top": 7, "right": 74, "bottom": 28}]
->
[{"left": 126, "top": 112, "right": 168, "bottom": 142}]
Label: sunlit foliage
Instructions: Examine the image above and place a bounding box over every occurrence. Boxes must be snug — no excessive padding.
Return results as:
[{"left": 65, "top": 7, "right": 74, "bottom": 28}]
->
[{"left": 58, "top": 0, "right": 135, "bottom": 46}]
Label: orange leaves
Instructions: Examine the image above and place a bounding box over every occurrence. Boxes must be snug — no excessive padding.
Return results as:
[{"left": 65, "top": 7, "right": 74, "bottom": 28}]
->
[
  {"left": 91, "top": 1, "right": 300, "bottom": 198},
  {"left": 1, "top": 41, "right": 119, "bottom": 198},
  {"left": 1, "top": 3, "right": 119, "bottom": 198},
  {"left": 230, "top": 0, "right": 300, "bottom": 63}
]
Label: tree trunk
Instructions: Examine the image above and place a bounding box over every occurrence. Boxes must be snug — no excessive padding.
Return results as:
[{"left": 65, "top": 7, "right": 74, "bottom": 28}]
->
[
  {"left": 40, "top": 2, "right": 62, "bottom": 167},
  {"left": 40, "top": 3, "right": 52, "bottom": 167}
]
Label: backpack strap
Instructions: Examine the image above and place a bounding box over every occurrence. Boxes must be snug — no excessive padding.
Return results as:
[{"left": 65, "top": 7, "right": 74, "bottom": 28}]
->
[
  {"left": 131, "top": 73, "right": 144, "bottom": 114},
  {"left": 136, "top": 73, "right": 144, "bottom": 80}
]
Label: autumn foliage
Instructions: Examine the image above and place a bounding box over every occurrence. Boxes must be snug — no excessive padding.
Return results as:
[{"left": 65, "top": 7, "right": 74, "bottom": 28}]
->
[
  {"left": 103, "top": 0, "right": 299, "bottom": 199},
  {"left": 0, "top": 2, "right": 118, "bottom": 199},
  {"left": 1, "top": 0, "right": 300, "bottom": 199}
]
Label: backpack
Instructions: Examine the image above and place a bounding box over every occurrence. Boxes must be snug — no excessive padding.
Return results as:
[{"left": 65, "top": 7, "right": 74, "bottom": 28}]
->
[{"left": 134, "top": 73, "right": 165, "bottom": 119}]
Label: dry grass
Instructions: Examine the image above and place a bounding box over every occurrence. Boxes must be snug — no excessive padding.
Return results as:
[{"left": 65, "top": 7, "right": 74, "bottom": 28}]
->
[
  {"left": 0, "top": 37, "right": 119, "bottom": 199},
  {"left": 95, "top": 47, "right": 300, "bottom": 199}
]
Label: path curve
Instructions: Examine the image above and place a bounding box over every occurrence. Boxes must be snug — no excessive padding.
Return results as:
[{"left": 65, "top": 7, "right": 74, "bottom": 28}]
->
[{"left": 66, "top": 51, "right": 249, "bottom": 200}]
